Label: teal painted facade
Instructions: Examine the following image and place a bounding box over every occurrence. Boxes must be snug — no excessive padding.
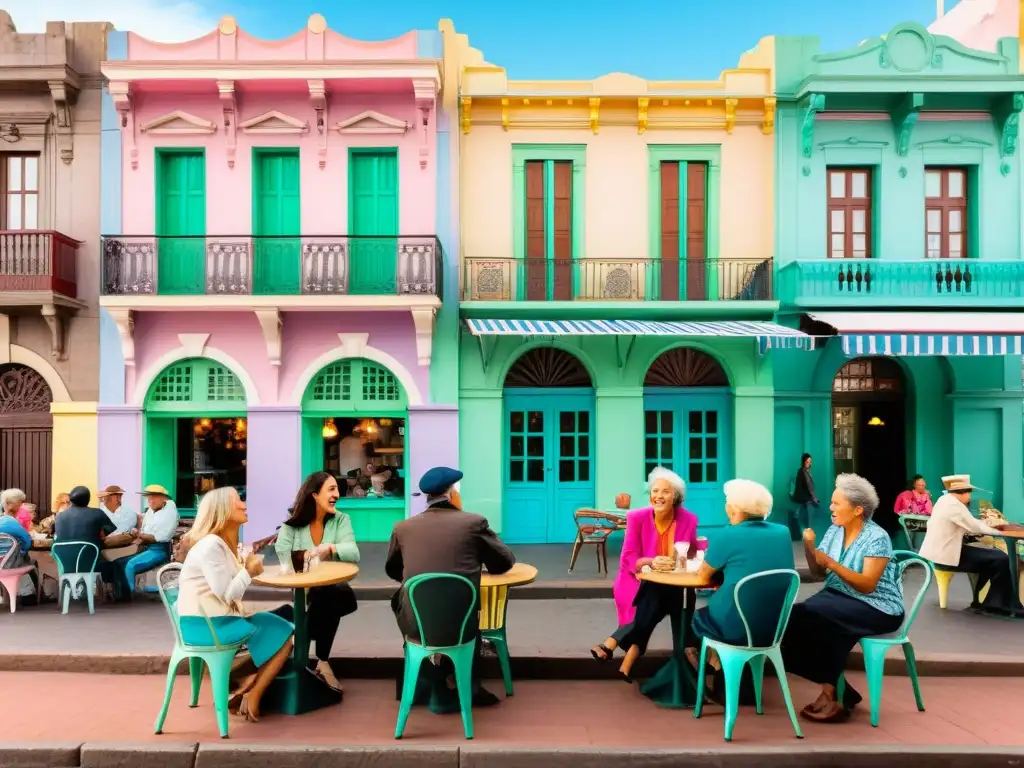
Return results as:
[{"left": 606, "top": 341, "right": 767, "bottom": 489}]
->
[{"left": 772, "top": 23, "right": 1024, "bottom": 532}]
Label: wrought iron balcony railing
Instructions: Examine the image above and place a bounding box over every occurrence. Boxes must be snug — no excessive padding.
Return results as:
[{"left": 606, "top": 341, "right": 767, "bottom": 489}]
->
[
  {"left": 461, "top": 257, "right": 773, "bottom": 302},
  {"left": 777, "top": 259, "right": 1024, "bottom": 308},
  {"left": 0, "top": 230, "right": 80, "bottom": 298},
  {"left": 101, "top": 235, "right": 442, "bottom": 298}
]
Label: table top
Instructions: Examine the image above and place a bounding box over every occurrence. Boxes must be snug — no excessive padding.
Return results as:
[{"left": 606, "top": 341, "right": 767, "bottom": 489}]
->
[
  {"left": 481, "top": 562, "right": 537, "bottom": 588},
  {"left": 254, "top": 560, "right": 359, "bottom": 589},
  {"left": 638, "top": 569, "right": 713, "bottom": 588},
  {"left": 31, "top": 538, "right": 133, "bottom": 551},
  {"left": 997, "top": 526, "right": 1024, "bottom": 539}
]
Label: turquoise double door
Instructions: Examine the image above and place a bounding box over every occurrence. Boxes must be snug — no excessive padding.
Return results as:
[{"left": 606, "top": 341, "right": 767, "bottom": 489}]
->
[
  {"left": 643, "top": 389, "right": 732, "bottom": 529},
  {"left": 503, "top": 389, "right": 595, "bottom": 544}
]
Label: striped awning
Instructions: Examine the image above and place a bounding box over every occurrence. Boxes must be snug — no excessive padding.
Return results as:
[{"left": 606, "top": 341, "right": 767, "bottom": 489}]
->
[
  {"left": 464, "top": 318, "right": 812, "bottom": 348},
  {"left": 810, "top": 312, "right": 1024, "bottom": 357}
]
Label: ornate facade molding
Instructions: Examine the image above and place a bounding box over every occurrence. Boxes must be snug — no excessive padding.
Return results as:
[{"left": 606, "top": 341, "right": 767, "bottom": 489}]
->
[
  {"left": 308, "top": 79, "right": 328, "bottom": 169},
  {"left": 139, "top": 110, "right": 217, "bottom": 135},
  {"left": 46, "top": 80, "right": 78, "bottom": 164},
  {"left": 239, "top": 110, "right": 309, "bottom": 135},
  {"left": 108, "top": 82, "right": 138, "bottom": 170},
  {"left": 218, "top": 80, "right": 237, "bottom": 168},
  {"left": 413, "top": 79, "right": 436, "bottom": 169},
  {"left": 335, "top": 110, "right": 409, "bottom": 135}
]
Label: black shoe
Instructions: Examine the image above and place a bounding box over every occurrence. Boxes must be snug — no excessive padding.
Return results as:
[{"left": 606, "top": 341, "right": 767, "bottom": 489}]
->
[{"left": 472, "top": 687, "right": 501, "bottom": 707}]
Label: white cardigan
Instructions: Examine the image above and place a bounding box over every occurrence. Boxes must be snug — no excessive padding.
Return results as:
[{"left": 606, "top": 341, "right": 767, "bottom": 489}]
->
[
  {"left": 175, "top": 534, "right": 252, "bottom": 619},
  {"left": 919, "top": 493, "right": 1002, "bottom": 567}
]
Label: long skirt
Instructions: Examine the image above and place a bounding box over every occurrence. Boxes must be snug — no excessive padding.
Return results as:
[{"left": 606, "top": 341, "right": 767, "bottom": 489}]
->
[
  {"left": 781, "top": 588, "right": 903, "bottom": 692},
  {"left": 180, "top": 612, "right": 294, "bottom": 667}
]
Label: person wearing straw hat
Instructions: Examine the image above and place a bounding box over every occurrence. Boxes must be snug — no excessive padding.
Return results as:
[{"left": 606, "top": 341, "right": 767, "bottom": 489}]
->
[
  {"left": 110, "top": 484, "right": 179, "bottom": 600},
  {"left": 919, "top": 474, "right": 1017, "bottom": 614}
]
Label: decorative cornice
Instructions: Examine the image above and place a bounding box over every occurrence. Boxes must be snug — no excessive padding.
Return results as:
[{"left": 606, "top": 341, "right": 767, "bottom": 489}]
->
[
  {"left": 107, "top": 82, "right": 138, "bottom": 170},
  {"left": 915, "top": 135, "right": 993, "bottom": 148},
  {"left": 801, "top": 93, "right": 825, "bottom": 157},
  {"left": 461, "top": 96, "right": 472, "bottom": 134},
  {"left": 140, "top": 110, "right": 217, "bottom": 135},
  {"left": 46, "top": 79, "right": 78, "bottom": 164},
  {"left": 761, "top": 97, "right": 776, "bottom": 135},
  {"left": 238, "top": 110, "right": 309, "bottom": 135},
  {"left": 335, "top": 110, "right": 409, "bottom": 135},
  {"left": 308, "top": 79, "right": 328, "bottom": 169},
  {"left": 724, "top": 98, "right": 737, "bottom": 134},
  {"left": 637, "top": 97, "right": 649, "bottom": 134},
  {"left": 413, "top": 79, "right": 435, "bottom": 170},
  {"left": 994, "top": 92, "right": 1024, "bottom": 158},
  {"left": 817, "top": 137, "right": 890, "bottom": 149},
  {"left": 891, "top": 92, "right": 924, "bottom": 157},
  {"left": 589, "top": 97, "right": 600, "bottom": 134}
]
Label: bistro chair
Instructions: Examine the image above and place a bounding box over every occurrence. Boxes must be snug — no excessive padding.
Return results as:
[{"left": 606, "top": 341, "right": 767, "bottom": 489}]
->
[
  {"left": 568, "top": 509, "right": 626, "bottom": 575},
  {"left": 51, "top": 541, "right": 102, "bottom": 614},
  {"left": 0, "top": 533, "right": 40, "bottom": 613},
  {"left": 395, "top": 572, "right": 478, "bottom": 740},
  {"left": 836, "top": 550, "right": 931, "bottom": 727},
  {"left": 693, "top": 569, "right": 803, "bottom": 742},
  {"left": 153, "top": 563, "right": 252, "bottom": 739}
]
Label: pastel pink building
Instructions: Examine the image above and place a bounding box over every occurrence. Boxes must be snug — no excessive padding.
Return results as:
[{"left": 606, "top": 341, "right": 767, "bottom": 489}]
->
[
  {"left": 97, "top": 14, "right": 459, "bottom": 541},
  {"left": 929, "top": 0, "right": 1019, "bottom": 51}
]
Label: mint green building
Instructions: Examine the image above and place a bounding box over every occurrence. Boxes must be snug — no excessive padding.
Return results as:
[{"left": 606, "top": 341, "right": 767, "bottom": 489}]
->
[{"left": 772, "top": 23, "right": 1024, "bottom": 535}]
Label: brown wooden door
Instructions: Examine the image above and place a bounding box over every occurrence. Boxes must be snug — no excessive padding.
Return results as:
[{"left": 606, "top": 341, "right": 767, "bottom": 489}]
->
[
  {"left": 525, "top": 160, "right": 547, "bottom": 300},
  {"left": 552, "top": 161, "right": 573, "bottom": 300},
  {"left": 685, "top": 163, "right": 707, "bottom": 300},
  {"left": 0, "top": 417, "right": 53, "bottom": 517},
  {"left": 659, "top": 161, "right": 681, "bottom": 301}
]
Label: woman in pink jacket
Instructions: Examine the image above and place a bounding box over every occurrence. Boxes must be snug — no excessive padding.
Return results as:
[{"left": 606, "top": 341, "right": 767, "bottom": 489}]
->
[{"left": 589, "top": 467, "right": 700, "bottom": 681}]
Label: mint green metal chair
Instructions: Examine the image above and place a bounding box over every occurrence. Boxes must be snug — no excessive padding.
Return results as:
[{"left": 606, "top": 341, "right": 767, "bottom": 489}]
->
[
  {"left": 52, "top": 541, "right": 102, "bottom": 614},
  {"left": 394, "top": 572, "right": 478, "bottom": 740},
  {"left": 837, "top": 550, "right": 931, "bottom": 727},
  {"left": 153, "top": 563, "right": 252, "bottom": 739},
  {"left": 693, "top": 569, "right": 803, "bottom": 742}
]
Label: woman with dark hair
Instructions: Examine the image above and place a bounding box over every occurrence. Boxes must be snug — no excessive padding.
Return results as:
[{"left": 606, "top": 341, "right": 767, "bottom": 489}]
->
[
  {"left": 791, "top": 453, "right": 818, "bottom": 532},
  {"left": 274, "top": 471, "right": 360, "bottom": 694}
]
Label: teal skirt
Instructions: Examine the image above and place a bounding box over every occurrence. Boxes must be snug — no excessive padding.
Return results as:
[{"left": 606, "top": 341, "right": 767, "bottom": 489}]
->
[{"left": 180, "top": 612, "right": 293, "bottom": 667}]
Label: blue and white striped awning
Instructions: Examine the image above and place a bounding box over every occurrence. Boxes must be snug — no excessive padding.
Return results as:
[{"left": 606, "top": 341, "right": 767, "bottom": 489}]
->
[
  {"left": 464, "top": 318, "right": 813, "bottom": 348},
  {"left": 811, "top": 312, "right": 1024, "bottom": 357}
]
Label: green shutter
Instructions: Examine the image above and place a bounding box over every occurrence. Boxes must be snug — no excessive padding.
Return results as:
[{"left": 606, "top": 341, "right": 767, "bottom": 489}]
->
[
  {"left": 301, "top": 417, "right": 325, "bottom": 479},
  {"left": 145, "top": 358, "right": 246, "bottom": 414},
  {"left": 143, "top": 417, "right": 177, "bottom": 497},
  {"left": 348, "top": 150, "right": 399, "bottom": 295},
  {"left": 156, "top": 150, "right": 206, "bottom": 295},
  {"left": 253, "top": 150, "right": 301, "bottom": 295},
  {"left": 302, "top": 358, "right": 407, "bottom": 414}
]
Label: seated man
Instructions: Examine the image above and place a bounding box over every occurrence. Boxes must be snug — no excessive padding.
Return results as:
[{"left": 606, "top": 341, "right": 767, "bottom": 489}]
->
[
  {"left": 385, "top": 466, "right": 515, "bottom": 708},
  {"left": 53, "top": 486, "right": 122, "bottom": 596},
  {"left": 99, "top": 485, "right": 139, "bottom": 537},
  {"left": 112, "top": 484, "right": 179, "bottom": 599}
]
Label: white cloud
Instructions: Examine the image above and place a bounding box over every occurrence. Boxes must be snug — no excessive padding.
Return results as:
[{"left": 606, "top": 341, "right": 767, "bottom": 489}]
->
[{"left": 2, "top": 0, "right": 221, "bottom": 42}]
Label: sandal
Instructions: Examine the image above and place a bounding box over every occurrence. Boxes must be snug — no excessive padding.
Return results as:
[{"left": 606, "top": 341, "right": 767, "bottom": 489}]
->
[
  {"left": 590, "top": 644, "right": 614, "bottom": 662},
  {"left": 801, "top": 699, "right": 849, "bottom": 723}
]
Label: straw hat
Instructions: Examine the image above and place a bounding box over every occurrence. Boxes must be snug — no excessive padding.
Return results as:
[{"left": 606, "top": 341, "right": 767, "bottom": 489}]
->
[
  {"left": 941, "top": 475, "right": 974, "bottom": 493},
  {"left": 140, "top": 484, "right": 171, "bottom": 497},
  {"left": 98, "top": 485, "right": 126, "bottom": 498}
]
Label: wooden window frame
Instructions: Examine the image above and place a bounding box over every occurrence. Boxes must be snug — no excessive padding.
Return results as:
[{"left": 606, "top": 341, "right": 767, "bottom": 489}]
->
[
  {"left": 0, "top": 153, "right": 41, "bottom": 231},
  {"left": 826, "top": 167, "right": 873, "bottom": 259},
  {"left": 924, "top": 167, "right": 968, "bottom": 259}
]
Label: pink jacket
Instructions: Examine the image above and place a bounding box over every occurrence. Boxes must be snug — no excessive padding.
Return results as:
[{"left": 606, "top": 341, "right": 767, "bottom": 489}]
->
[
  {"left": 613, "top": 506, "right": 701, "bottom": 625},
  {"left": 16, "top": 505, "right": 32, "bottom": 532},
  {"left": 894, "top": 490, "right": 932, "bottom": 516}
]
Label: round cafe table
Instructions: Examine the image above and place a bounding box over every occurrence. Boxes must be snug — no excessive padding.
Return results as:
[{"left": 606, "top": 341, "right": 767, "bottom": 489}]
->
[
  {"left": 995, "top": 526, "right": 1024, "bottom": 617},
  {"left": 635, "top": 569, "right": 714, "bottom": 709},
  {"left": 254, "top": 560, "right": 359, "bottom": 714}
]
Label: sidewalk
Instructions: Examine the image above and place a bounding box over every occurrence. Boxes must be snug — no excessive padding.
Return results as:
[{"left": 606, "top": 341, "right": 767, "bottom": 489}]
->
[
  {"left": 0, "top": 571, "right": 1019, "bottom": 677},
  {"left": 2, "top": 671, "right": 1023, "bottom": 749}
]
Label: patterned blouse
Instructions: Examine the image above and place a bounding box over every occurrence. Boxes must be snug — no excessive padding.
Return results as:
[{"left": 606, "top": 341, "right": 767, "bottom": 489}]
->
[{"left": 818, "top": 521, "right": 904, "bottom": 616}]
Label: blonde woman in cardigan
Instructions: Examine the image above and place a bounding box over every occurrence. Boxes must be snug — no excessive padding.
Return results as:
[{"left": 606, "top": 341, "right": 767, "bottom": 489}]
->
[{"left": 178, "top": 487, "right": 294, "bottom": 722}]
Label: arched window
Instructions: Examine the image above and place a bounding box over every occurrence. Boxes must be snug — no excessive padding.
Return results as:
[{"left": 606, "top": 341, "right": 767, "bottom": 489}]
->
[
  {"left": 303, "top": 359, "right": 408, "bottom": 412},
  {"left": 504, "top": 347, "right": 592, "bottom": 388},
  {"left": 146, "top": 358, "right": 246, "bottom": 411},
  {"left": 644, "top": 347, "right": 728, "bottom": 388}
]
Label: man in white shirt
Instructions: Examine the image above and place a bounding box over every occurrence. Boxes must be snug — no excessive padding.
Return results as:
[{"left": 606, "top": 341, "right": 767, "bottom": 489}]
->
[
  {"left": 111, "top": 484, "right": 179, "bottom": 600},
  {"left": 98, "top": 485, "right": 140, "bottom": 536},
  {"left": 919, "top": 474, "right": 1017, "bottom": 614}
]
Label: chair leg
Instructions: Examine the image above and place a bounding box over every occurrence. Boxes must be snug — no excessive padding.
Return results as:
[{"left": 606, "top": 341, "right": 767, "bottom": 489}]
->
[
  {"left": 568, "top": 535, "right": 583, "bottom": 573},
  {"left": 451, "top": 648, "right": 475, "bottom": 740},
  {"left": 394, "top": 647, "right": 423, "bottom": 739},
  {"left": 85, "top": 577, "right": 96, "bottom": 615},
  {"left": 766, "top": 648, "right": 803, "bottom": 739},
  {"left": 189, "top": 657, "right": 205, "bottom": 707},
  {"left": 61, "top": 577, "right": 73, "bottom": 614},
  {"left": 719, "top": 650, "right": 745, "bottom": 742},
  {"left": 154, "top": 651, "right": 181, "bottom": 735},
  {"left": 902, "top": 642, "right": 925, "bottom": 712},
  {"left": 692, "top": 641, "right": 709, "bottom": 719},
  {"left": 207, "top": 654, "right": 233, "bottom": 739},
  {"left": 934, "top": 570, "right": 954, "bottom": 609},
  {"left": 860, "top": 641, "right": 889, "bottom": 728},
  {"left": 747, "top": 654, "right": 766, "bottom": 715},
  {"left": 491, "top": 633, "right": 514, "bottom": 696}
]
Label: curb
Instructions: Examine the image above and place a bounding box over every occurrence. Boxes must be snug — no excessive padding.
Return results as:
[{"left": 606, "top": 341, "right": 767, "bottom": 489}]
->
[
  {"left": 2, "top": 743, "right": 1024, "bottom": 768},
  {"left": 1, "top": 648, "right": 1019, "bottom": 679}
]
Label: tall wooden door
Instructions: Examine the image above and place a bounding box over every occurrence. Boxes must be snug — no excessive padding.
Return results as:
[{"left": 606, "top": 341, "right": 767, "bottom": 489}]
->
[
  {"left": 0, "top": 364, "right": 54, "bottom": 514},
  {"left": 658, "top": 161, "right": 707, "bottom": 301},
  {"left": 523, "top": 160, "right": 573, "bottom": 301},
  {"left": 503, "top": 390, "right": 594, "bottom": 543},
  {"left": 157, "top": 151, "right": 206, "bottom": 294},
  {"left": 348, "top": 150, "right": 399, "bottom": 295},
  {"left": 253, "top": 151, "right": 301, "bottom": 294},
  {"left": 643, "top": 390, "right": 731, "bottom": 529}
]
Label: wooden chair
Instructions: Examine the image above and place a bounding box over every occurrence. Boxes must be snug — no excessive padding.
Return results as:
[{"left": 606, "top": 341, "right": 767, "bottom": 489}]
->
[{"left": 568, "top": 509, "right": 626, "bottom": 575}]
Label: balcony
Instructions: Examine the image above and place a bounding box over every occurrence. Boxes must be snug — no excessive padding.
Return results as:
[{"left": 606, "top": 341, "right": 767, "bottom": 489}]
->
[
  {"left": 0, "top": 230, "right": 80, "bottom": 301},
  {"left": 462, "top": 257, "right": 773, "bottom": 307},
  {"left": 101, "top": 235, "right": 442, "bottom": 298},
  {"left": 777, "top": 259, "right": 1024, "bottom": 310}
]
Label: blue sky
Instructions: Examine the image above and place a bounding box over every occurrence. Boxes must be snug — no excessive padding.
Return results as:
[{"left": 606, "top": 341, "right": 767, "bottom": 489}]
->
[{"left": 214, "top": 0, "right": 944, "bottom": 79}]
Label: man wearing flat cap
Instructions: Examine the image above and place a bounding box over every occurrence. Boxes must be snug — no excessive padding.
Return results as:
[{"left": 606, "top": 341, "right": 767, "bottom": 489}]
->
[{"left": 386, "top": 465, "right": 515, "bottom": 708}]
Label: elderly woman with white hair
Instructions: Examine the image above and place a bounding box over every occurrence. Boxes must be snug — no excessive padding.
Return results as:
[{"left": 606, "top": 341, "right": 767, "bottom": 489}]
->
[
  {"left": 682, "top": 479, "right": 795, "bottom": 687},
  {"left": 589, "top": 466, "right": 700, "bottom": 682},
  {"left": 781, "top": 473, "right": 905, "bottom": 724}
]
